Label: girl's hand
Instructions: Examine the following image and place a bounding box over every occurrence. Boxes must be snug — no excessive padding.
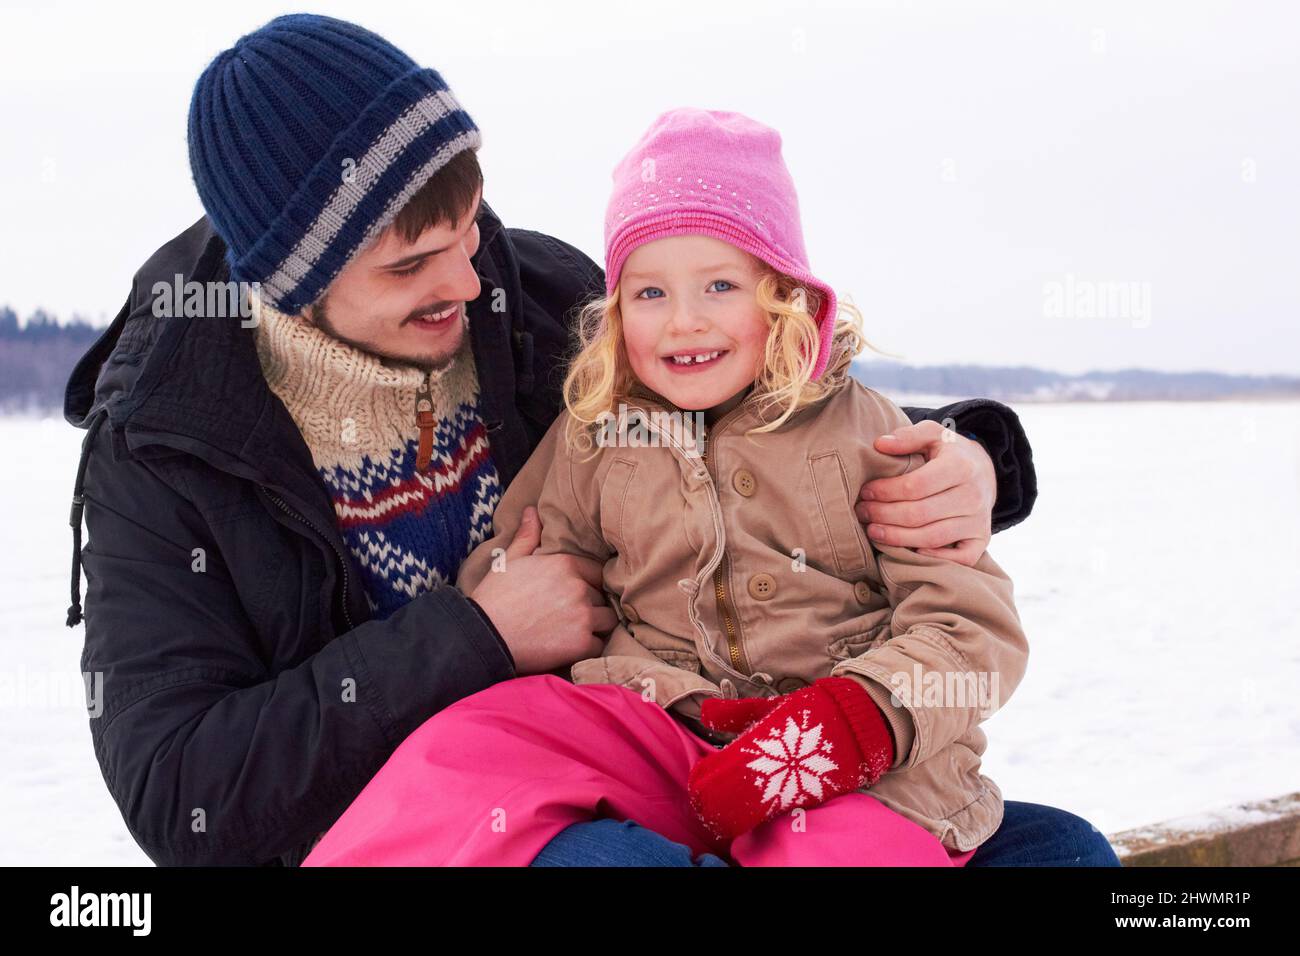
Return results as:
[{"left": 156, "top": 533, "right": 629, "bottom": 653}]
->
[
  {"left": 687, "top": 678, "right": 894, "bottom": 843},
  {"left": 855, "top": 420, "right": 996, "bottom": 566}
]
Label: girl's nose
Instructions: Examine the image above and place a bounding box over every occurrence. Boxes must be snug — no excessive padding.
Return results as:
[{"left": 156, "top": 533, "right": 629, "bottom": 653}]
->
[{"left": 666, "top": 299, "right": 709, "bottom": 334}]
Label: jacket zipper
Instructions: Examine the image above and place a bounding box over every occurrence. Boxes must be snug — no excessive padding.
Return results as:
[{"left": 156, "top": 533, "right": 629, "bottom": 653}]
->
[
  {"left": 714, "top": 555, "right": 743, "bottom": 671},
  {"left": 416, "top": 374, "right": 435, "bottom": 472},
  {"left": 263, "top": 489, "right": 356, "bottom": 633}
]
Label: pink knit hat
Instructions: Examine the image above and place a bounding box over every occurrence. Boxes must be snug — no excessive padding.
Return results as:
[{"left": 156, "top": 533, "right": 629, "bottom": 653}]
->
[{"left": 604, "top": 108, "right": 838, "bottom": 381}]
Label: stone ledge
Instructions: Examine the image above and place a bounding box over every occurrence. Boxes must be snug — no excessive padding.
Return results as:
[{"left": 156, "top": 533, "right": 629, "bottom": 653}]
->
[{"left": 1108, "top": 792, "right": 1300, "bottom": 866}]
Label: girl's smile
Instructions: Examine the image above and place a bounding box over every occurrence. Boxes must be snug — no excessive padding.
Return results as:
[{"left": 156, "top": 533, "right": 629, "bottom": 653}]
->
[{"left": 661, "top": 348, "right": 730, "bottom": 372}]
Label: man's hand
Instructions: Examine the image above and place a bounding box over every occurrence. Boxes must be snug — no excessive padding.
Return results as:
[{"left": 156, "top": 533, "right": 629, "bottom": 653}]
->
[
  {"left": 856, "top": 420, "right": 996, "bottom": 567},
  {"left": 469, "top": 506, "right": 616, "bottom": 674}
]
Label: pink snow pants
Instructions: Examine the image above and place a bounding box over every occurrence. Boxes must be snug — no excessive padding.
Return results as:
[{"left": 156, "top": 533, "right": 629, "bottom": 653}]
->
[{"left": 303, "top": 674, "right": 976, "bottom": 867}]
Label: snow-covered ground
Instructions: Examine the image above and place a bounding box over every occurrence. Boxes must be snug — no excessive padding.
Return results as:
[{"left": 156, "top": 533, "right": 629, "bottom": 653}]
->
[
  {"left": 2, "top": 401, "right": 1298, "bottom": 865},
  {"left": 954, "top": 399, "right": 1300, "bottom": 842}
]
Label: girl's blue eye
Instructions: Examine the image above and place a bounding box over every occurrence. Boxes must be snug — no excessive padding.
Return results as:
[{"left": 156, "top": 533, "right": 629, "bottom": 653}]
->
[
  {"left": 636, "top": 287, "right": 664, "bottom": 299},
  {"left": 709, "top": 280, "right": 734, "bottom": 293}
]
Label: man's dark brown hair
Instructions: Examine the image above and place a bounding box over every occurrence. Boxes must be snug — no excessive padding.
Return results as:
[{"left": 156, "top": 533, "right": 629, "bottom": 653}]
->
[{"left": 390, "top": 147, "right": 484, "bottom": 244}]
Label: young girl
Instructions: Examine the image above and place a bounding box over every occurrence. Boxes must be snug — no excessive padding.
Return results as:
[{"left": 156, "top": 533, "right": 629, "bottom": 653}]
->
[{"left": 303, "top": 108, "right": 1029, "bottom": 867}]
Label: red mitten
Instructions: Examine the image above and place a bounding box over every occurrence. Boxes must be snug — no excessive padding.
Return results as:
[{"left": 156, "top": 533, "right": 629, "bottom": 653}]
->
[{"left": 687, "top": 677, "right": 895, "bottom": 842}]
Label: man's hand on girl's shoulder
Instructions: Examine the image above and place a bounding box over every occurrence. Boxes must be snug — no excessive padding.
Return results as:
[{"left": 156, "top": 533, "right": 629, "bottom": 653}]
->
[{"left": 855, "top": 420, "right": 996, "bottom": 567}]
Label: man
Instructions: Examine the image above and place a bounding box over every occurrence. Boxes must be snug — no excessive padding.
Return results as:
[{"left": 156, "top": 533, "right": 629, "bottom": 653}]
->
[{"left": 63, "top": 14, "right": 1045, "bottom": 867}]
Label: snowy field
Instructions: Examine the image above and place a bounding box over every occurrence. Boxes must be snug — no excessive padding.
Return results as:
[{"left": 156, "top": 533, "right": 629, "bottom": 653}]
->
[{"left": 2, "top": 401, "right": 1298, "bottom": 865}]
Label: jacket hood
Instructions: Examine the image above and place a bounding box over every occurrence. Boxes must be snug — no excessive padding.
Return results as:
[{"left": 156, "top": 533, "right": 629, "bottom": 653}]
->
[{"left": 65, "top": 216, "right": 222, "bottom": 429}]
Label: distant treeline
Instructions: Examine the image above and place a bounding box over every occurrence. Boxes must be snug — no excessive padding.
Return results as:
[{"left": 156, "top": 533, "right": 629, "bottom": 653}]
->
[
  {"left": 853, "top": 360, "right": 1300, "bottom": 402},
  {"left": 0, "top": 307, "right": 102, "bottom": 414}
]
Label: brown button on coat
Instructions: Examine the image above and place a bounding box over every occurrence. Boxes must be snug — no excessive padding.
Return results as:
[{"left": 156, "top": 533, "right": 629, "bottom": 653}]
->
[{"left": 458, "top": 379, "right": 1030, "bottom": 852}]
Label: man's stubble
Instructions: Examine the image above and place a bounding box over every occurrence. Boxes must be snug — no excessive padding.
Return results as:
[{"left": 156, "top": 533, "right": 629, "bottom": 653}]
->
[{"left": 309, "top": 294, "right": 467, "bottom": 374}]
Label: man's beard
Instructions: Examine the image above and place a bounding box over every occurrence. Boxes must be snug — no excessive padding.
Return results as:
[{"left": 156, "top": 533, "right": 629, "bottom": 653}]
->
[{"left": 310, "top": 296, "right": 465, "bottom": 372}]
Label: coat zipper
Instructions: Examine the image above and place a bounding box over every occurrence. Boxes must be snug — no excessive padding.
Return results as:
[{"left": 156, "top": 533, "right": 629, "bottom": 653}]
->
[
  {"left": 263, "top": 489, "right": 356, "bottom": 633},
  {"left": 714, "top": 556, "right": 744, "bottom": 671}
]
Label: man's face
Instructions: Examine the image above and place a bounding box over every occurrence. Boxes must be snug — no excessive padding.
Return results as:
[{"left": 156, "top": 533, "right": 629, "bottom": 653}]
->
[{"left": 308, "top": 185, "right": 484, "bottom": 370}]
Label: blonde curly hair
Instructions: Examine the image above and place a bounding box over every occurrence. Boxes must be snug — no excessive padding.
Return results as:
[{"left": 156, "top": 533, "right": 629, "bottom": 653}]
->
[{"left": 561, "top": 262, "right": 895, "bottom": 458}]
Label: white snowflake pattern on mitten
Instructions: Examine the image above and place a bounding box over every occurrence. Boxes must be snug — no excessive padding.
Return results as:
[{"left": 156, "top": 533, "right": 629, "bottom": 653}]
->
[{"left": 740, "top": 708, "right": 840, "bottom": 810}]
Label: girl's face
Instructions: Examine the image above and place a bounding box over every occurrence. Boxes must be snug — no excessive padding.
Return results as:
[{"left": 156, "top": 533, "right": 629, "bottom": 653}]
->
[{"left": 618, "top": 235, "right": 770, "bottom": 422}]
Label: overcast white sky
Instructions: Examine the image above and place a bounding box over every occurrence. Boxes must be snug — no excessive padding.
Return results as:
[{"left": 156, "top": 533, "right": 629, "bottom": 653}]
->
[{"left": 1, "top": 0, "right": 1296, "bottom": 375}]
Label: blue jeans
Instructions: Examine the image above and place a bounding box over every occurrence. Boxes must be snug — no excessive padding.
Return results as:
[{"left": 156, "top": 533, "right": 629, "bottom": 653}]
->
[{"left": 529, "top": 800, "right": 1122, "bottom": 867}]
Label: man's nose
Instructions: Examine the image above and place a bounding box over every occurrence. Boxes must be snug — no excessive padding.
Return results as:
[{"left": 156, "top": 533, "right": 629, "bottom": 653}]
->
[{"left": 433, "top": 249, "right": 482, "bottom": 304}]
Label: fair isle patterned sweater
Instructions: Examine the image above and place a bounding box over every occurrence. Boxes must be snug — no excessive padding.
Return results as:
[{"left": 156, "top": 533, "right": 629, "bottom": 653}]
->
[{"left": 255, "top": 306, "right": 502, "bottom": 619}]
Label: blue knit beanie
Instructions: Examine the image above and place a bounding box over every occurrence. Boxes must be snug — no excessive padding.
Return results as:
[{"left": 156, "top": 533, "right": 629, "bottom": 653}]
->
[{"left": 187, "top": 14, "right": 481, "bottom": 314}]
